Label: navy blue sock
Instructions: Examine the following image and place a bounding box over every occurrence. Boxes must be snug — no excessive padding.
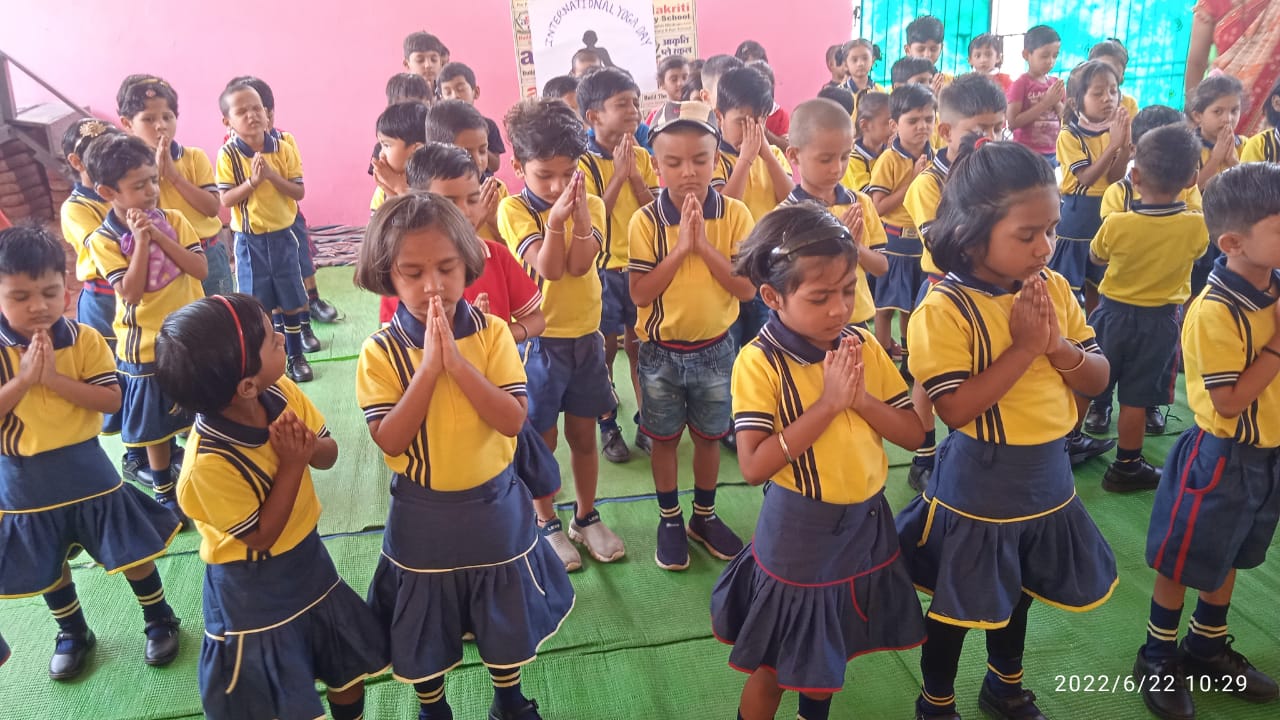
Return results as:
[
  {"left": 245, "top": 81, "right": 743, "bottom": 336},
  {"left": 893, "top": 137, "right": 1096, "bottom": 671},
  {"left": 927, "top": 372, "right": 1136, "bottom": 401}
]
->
[
  {"left": 330, "top": 696, "right": 364, "bottom": 720},
  {"left": 282, "top": 312, "right": 303, "bottom": 358},
  {"left": 693, "top": 486, "right": 716, "bottom": 517},
  {"left": 984, "top": 593, "right": 1032, "bottom": 697},
  {"left": 271, "top": 312, "right": 284, "bottom": 334},
  {"left": 1116, "top": 446, "right": 1143, "bottom": 466},
  {"left": 914, "top": 430, "right": 938, "bottom": 467},
  {"left": 1144, "top": 598, "right": 1183, "bottom": 661},
  {"left": 308, "top": 286, "right": 321, "bottom": 303},
  {"left": 43, "top": 583, "right": 89, "bottom": 635},
  {"left": 126, "top": 446, "right": 147, "bottom": 465},
  {"left": 126, "top": 568, "right": 173, "bottom": 625},
  {"left": 797, "top": 693, "right": 832, "bottom": 720},
  {"left": 1185, "top": 599, "right": 1230, "bottom": 658},
  {"left": 414, "top": 676, "right": 450, "bottom": 719},
  {"left": 490, "top": 666, "right": 527, "bottom": 711},
  {"left": 657, "top": 490, "right": 681, "bottom": 520},
  {"left": 298, "top": 309, "right": 311, "bottom": 327},
  {"left": 150, "top": 466, "right": 174, "bottom": 502}
]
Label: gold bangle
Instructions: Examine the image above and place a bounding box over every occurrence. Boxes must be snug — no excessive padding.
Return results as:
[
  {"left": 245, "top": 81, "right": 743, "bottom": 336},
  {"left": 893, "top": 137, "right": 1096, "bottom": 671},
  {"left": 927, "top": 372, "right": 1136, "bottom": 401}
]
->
[
  {"left": 1054, "top": 346, "right": 1088, "bottom": 373},
  {"left": 546, "top": 226, "right": 565, "bottom": 235},
  {"left": 778, "top": 430, "right": 795, "bottom": 464},
  {"left": 514, "top": 320, "right": 528, "bottom": 342}
]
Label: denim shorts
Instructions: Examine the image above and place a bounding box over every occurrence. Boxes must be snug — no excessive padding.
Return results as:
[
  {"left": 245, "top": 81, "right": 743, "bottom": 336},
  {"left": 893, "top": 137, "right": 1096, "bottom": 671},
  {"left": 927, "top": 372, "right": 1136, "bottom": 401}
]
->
[
  {"left": 637, "top": 334, "right": 734, "bottom": 440},
  {"left": 201, "top": 237, "right": 235, "bottom": 297}
]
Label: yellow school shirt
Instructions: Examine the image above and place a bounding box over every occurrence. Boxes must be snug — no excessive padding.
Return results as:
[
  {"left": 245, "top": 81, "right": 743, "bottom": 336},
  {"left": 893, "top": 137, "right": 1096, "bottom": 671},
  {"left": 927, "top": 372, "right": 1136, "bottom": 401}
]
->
[
  {"left": 0, "top": 318, "right": 118, "bottom": 458},
  {"left": 581, "top": 138, "right": 659, "bottom": 271},
  {"left": 1100, "top": 177, "right": 1203, "bottom": 218},
  {"left": 1240, "top": 128, "right": 1279, "bottom": 163},
  {"left": 1184, "top": 262, "right": 1280, "bottom": 447},
  {"left": 215, "top": 133, "right": 303, "bottom": 234},
  {"left": 87, "top": 208, "right": 206, "bottom": 364},
  {"left": 628, "top": 189, "right": 752, "bottom": 343},
  {"left": 908, "top": 270, "right": 1100, "bottom": 445},
  {"left": 477, "top": 175, "right": 511, "bottom": 242},
  {"left": 1058, "top": 122, "right": 1112, "bottom": 197},
  {"left": 160, "top": 142, "right": 222, "bottom": 239},
  {"left": 60, "top": 185, "right": 109, "bottom": 283},
  {"left": 712, "top": 141, "right": 793, "bottom": 221},
  {"left": 903, "top": 148, "right": 953, "bottom": 276},
  {"left": 867, "top": 138, "right": 934, "bottom": 229},
  {"left": 1091, "top": 204, "right": 1209, "bottom": 306},
  {"left": 179, "top": 380, "right": 328, "bottom": 564},
  {"left": 733, "top": 322, "right": 912, "bottom": 504},
  {"left": 356, "top": 303, "right": 525, "bottom": 490},
  {"left": 497, "top": 188, "right": 606, "bottom": 338},
  {"left": 842, "top": 141, "right": 882, "bottom": 193},
  {"left": 370, "top": 186, "right": 386, "bottom": 213},
  {"left": 779, "top": 185, "right": 885, "bottom": 324},
  {"left": 1121, "top": 92, "right": 1138, "bottom": 119}
]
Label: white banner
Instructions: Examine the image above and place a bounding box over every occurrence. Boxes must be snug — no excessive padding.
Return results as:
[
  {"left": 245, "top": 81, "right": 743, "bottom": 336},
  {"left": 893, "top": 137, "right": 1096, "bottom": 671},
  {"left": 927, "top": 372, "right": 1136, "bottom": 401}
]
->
[{"left": 527, "top": 0, "right": 660, "bottom": 93}]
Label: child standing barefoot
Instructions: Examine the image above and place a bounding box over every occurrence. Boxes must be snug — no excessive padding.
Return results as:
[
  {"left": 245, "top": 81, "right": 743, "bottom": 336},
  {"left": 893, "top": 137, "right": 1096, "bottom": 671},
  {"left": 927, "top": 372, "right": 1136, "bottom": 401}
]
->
[{"left": 711, "top": 205, "right": 927, "bottom": 720}]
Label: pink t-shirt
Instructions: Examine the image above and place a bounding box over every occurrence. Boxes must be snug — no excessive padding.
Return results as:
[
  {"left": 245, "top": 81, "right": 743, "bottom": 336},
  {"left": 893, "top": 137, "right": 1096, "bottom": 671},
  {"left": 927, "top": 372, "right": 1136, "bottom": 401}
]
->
[{"left": 1007, "top": 73, "right": 1060, "bottom": 155}]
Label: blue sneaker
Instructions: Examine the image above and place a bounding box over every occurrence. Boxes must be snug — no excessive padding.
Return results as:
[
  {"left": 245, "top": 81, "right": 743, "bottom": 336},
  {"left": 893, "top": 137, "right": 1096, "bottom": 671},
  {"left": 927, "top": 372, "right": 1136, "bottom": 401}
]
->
[{"left": 655, "top": 515, "right": 689, "bottom": 571}]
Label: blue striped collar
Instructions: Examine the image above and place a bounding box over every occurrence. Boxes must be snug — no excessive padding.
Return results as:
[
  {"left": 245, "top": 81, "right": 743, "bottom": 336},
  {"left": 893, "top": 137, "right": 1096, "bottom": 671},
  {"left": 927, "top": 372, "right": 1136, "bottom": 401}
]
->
[
  {"left": 656, "top": 188, "right": 724, "bottom": 224},
  {"left": 756, "top": 312, "right": 860, "bottom": 366},
  {"left": 195, "top": 385, "right": 288, "bottom": 448},
  {"left": 788, "top": 183, "right": 856, "bottom": 207},
  {"left": 519, "top": 187, "right": 553, "bottom": 214},
  {"left": 718, "top": 138, "right": 740, "bottom": 157},
  {"left": 0, "top": 316, "right": 76, "bottom": 349},
  {"left": 587, "top": 133, "right": 613, "bottom": 160},
  {"left": 71, "top": 183, "right": 104, "bottom": 203},
  {"left": 390, "top": 300, "right": 482, "bottom": 349},
  {"left": 945, "top": 271, "right": 1031, "bottom": 297},
  {"left": 167, "top": 139, "right": 184, "bottom": 161},
  {"left": 853, "top": 140, "right": 883, "bottom": 162},
  {"left": 1067, "top": 120, "right": 1107, "bottom": 138},
  {"left": 841, "top": 77, "right": 876, "bottom": 95},
  {"left": 1132, "top": 201, "right": 1187, "bottom": 217},
  {"left": 931, "top": 147, "right": 951, "bottom": 177},
  {"left": 1206, "top": 256, "right": 1280, "bottom": 312},
  {"left": 101, "top": 209, "right": 129, "bottom": 240},
  {"left": 232, "top": 131, "right": 279, "bottom": 157},
  {"left": 1196, "top": 129, "right": 1242, "bottom": 151},
  {"left": 891, "top": 137, "right": 933, "bottom": 162}
]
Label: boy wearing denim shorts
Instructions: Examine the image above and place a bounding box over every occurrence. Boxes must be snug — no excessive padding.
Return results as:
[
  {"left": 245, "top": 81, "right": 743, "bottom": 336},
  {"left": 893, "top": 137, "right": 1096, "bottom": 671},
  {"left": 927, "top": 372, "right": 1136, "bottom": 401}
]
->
[
  {"left": 1134, "top": 163, "right": 1280, "bottom": 720},
  {"left": 630, "top": 101, "right": 757, "bottom": 570}
]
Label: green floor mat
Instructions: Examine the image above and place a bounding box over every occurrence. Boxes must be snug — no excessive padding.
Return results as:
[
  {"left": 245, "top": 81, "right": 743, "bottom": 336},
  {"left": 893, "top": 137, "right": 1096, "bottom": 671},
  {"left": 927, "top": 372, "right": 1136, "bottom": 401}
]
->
[{"left": 6, "top": 266, "right": 1280, "bottom": 719}]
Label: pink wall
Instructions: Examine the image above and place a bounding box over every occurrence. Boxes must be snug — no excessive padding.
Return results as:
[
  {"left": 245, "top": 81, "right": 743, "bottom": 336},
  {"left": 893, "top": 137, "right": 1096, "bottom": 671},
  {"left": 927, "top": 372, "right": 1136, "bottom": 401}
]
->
[{"left": 2, "top": 1, "right": 850, "bottom": 226}]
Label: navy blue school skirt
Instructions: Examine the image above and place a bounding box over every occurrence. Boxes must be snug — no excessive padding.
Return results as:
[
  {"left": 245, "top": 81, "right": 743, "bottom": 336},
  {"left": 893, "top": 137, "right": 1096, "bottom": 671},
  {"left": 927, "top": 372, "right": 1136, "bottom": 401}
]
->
[
  {"left": 0, "top": 440, "right": 179, "bottom": 597},
  {"left": 368, "top": 466, "right": 575, "bottom": 683},
  {"left": 199, "top": 531, "right": 389, "bottom": 720},
  {"left": 873, "top": 224, "right": 925, "bottom": 313},
  {"left": 514, "top": 420, "right": 560, "bottom": 500},
  {"left": 117, "top": 360, "right": 191, "bottom": 447},
  {"left": 1050, "top": 195, "right": 1105, "bottom": 291},
  {"left": 895, "top": 433, "right": 1117, "bottom": 628},
  {"left": 711, "top": 485, "right": 925, "bottom": 693}
]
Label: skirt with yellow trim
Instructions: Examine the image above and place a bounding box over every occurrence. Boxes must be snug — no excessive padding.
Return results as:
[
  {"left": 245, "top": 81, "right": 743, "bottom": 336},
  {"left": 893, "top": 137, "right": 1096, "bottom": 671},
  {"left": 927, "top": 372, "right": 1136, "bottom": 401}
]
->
[
  {"left": 369, "top": 466, "right": 575, "bottom": 683},
  {"left": 894, "top": 433, "right": 1117, "bottom": 628},
  {"left": 117, "top": 360, "right": 191, "bottom": 447},
  {"left": 0, "top": 441, "right": 180, "bottom": 598},
  {"left": 1050, "top": 194, "right": 1105, "bottom": 291},
  {"left": 873, "top": 225, "right": 925, "bottom": 314},
  {"left": 200, "top": 532, "right": 389, "bottom": 720},
  {"left": 710, "top": 485, "right": 926, "bottom": 693}
]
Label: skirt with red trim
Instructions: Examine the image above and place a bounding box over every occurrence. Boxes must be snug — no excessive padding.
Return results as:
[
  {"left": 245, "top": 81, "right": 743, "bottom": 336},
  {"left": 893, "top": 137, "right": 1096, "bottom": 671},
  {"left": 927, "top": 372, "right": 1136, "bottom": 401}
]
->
[{"left": 710, "top": 484, "right": 924, "bottom": 693}]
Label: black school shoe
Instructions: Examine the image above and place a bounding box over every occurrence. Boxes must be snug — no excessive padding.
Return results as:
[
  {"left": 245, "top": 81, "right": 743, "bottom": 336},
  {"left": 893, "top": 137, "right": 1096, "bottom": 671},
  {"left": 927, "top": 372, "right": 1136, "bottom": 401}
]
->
[
  {"left": 1182, "top": 636, "right": 1280, "bottom": 703},
  {"left": 488, "top": 698, "right": 542, "bottom": 720},
  {"left": 977, "top": 682, "right": 1047, "bottom": 719},
  {"left": 300, "top": 324, "right": 322, "bottom": 354},
  {"left": 124, "top": 446, "right": 184, "bottom": 488},
  {"left": 1102, "top": 458, "right": 1162, "bottom": 493},
  {"left": 308, "top": 297, "right": 340, "bottom": 323},
  {"left": 143, "top": 616, "right": 181, "bottom": 666},
  {"left": 287, "top": 355, "right": 314, "bottom": 383},
  {"left": 1146, "top": 407, "right": 1168, "bottom": 435},
  {"left": 1084, "top": 401, "right": 1113, "bottom": 435},
  {"left": 600, "top": 424, "right": 631, "bottom": 463},
  {"left": 1067, "top": 433, "right": 1116, "bottom": 466},
  {"left": 908, "top": 462, "right": 932, "bottom": 495},
  {"left": 1133, "top": 646, "right": 1195, "bottom": 720},
  {"left": 49, "top": 629, "right": 95, "bottom": 681}
]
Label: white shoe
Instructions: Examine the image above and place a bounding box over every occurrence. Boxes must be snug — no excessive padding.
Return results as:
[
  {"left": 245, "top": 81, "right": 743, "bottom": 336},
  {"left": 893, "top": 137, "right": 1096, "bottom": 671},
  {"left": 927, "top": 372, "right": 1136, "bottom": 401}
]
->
[
  {"left": 540, "top": 518, "right": 582, "bottom": 572},
  {"left": 568, "top": 509, "right": 626, "bottom": 563}
]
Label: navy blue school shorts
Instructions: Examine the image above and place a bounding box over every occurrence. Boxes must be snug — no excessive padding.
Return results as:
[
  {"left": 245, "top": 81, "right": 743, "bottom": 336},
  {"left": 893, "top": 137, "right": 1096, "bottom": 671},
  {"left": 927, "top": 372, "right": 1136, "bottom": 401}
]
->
[
  {"left": 1147, "top": 429, "right": 1280, "bottom": 591},
  {"left": 234, "top": 227, "right": 308, "bottom": 312},
  {"left": 1089, "top": 297, "right": 1179, "bottom": 408},
  {"left": 522, "top": 333, "right": 617, "bottom": 433},
  {"left": 599, "top": 268, "right": 637, "bottom": 336}
]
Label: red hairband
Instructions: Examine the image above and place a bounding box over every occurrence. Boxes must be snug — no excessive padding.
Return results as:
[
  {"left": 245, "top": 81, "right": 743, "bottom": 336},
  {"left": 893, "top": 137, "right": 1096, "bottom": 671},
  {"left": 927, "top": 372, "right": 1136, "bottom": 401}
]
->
[
  {"left": 212, "top": 295, "right": 246, "bottom": 377},
  {"left": 974, "top": 137, "right": 992, "bottom": 149}
]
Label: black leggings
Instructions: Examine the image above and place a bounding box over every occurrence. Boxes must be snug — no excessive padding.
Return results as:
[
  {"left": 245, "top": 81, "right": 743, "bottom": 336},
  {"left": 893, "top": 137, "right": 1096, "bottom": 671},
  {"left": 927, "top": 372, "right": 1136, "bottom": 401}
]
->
[{"left": 921, "top": 593, "right": 1034, "bottom": 689}]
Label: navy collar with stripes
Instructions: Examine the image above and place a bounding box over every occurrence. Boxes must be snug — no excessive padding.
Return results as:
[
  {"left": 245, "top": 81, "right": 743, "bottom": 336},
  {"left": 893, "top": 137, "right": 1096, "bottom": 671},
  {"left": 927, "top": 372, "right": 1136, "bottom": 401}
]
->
[
  {"left": 231, "top": 131, "right": 279, "bottom": 157},
  {"left": 891, "top": 137, "right": 933, "bottom": 162},
  {"left": 166, "top": 139, "right": 184, "bottom": 161},
  {"left": 944, "top": 271, "right": 1027, "bottom": 297},
  {"left": 931, "top": 147, "right": 951, "bottom": 177},
  {"left": 853, "top": 140, "right": 883, "bottom": 162},
  {"left": 100, "top": 209, "right": 129, "bottom": 240},
  {"left": 656, "top": 188, "right": 724, "bottom": 224},
  {"left": 1067, "top": 120, "right": 1107, "bottom": 138},
  {"left": 586, "top": 134, "right": 613, "bottom": 160},
  {"left": 788, "top": 183, "right": 856, "bottom": 207},
  {"left": 389, "top": 300, "right": 482, "bottom": 350},
  {"left": 195, "top": 385, "right": 288, "bottom": 448},
  {"left": 0, "top": 315, "right": 76, "bottom": 349},
  {"left": 1131, "top": 201, "right": 1187, "bottom": 217},
  {"left": 72, "top": 183, "right": 104, "bottom": 203},
  {"left": 756, "top": 312, "right": 857, "bottom": 366},
  {"left": 1206, "top": 256, "right": 1280, "bottom": 312},
  {"left": 519, "top": 187, "right": 553, "bottom": 213},
  {"left": 718, "top": 137, "right": 740, "bottom": 157}
]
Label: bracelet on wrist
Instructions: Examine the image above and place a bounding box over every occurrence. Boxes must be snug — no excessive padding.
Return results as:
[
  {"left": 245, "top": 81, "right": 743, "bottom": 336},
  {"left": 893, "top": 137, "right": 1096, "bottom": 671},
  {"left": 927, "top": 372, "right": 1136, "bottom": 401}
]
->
[{"left": 778, "top": 430, "right": 795, "bottom": 464}]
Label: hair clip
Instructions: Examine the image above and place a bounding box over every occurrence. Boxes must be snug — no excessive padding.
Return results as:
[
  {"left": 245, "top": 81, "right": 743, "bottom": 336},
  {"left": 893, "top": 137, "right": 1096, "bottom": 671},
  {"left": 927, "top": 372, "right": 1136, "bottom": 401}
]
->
[
  {"left": 974, "top": 137, "right": 992, "bottom": 149},
  {"left": 771, "top": 226, "right": 853, "bottom": 258},
  {"left": 144, "top": 88, "right": 157, "bottom": 98},
  {"left": 78, "top": 119, "right": 109, "bottom": 138}
]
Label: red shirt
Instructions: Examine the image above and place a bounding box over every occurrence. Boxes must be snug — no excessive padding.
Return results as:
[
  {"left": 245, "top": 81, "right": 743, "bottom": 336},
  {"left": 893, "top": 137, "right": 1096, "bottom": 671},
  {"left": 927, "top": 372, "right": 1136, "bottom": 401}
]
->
[
  {"left": 377, "top": 239, "right": 542, "bottom": 324},
  {"left": 765, "top": 104, "right": 790, "bottom": 138}
]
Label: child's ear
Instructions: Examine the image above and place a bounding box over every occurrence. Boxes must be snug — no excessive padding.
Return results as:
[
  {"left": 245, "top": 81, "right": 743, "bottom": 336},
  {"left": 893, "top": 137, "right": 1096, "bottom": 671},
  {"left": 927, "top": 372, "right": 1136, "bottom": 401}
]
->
[
  {"left": 96, "top": 183, "right": 117, "bottom": 202},
  {"left": 221, "top": 115, "right": 231, "bottom": 129},
  {"left": 1216, "top": 231, "right": 1244, "bottom": 256},
  {"left": 1270, "top": 95, "right": 1280, "bottom": 113},
  {"left": 784, "top": 145, "right": 799, "bottom": 166},
  {"left": 67, "top": 153, "right": 85, "bottom": 173},
  {"left": 473, "top": 85, "right": 481, "bottom": 101},
  {"left": 403, "top": 58, "right": 411, "bottom": 71},
  {"left": 1128, "top": 166, "right": 1143, "bottom": 189},
  {"left": 936, "top": 120, "right": 953, "bottom": 144},
  {"left": 235, "top": 376, "right": 258, "bottom": 400},
  {"left": 1181, "top": 170, "right": 1199, "bottom": 191},
  {"left": 119, "top": 116, "right": 134, "bottom": 132},
  {"left": 714, "top": 109, "right": 724, "bottom": 125},
  {"left": 408, "top": 142, "right": 424, "bottom": 154},
  {"left": 1022, "top": 49, "right": 1032, "bottom": 62},
  {"left": 510, "top": 156, "right": 524, "bottom": 177},
  {"left": 759, "top": 283, "right": 783, "bottom": 311},
  {"left": 1189, "top": 110, "right": 1203, "bottom": 126},
  {"left": 699, "top": 88, "right": 712, "bottom": 105}
]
